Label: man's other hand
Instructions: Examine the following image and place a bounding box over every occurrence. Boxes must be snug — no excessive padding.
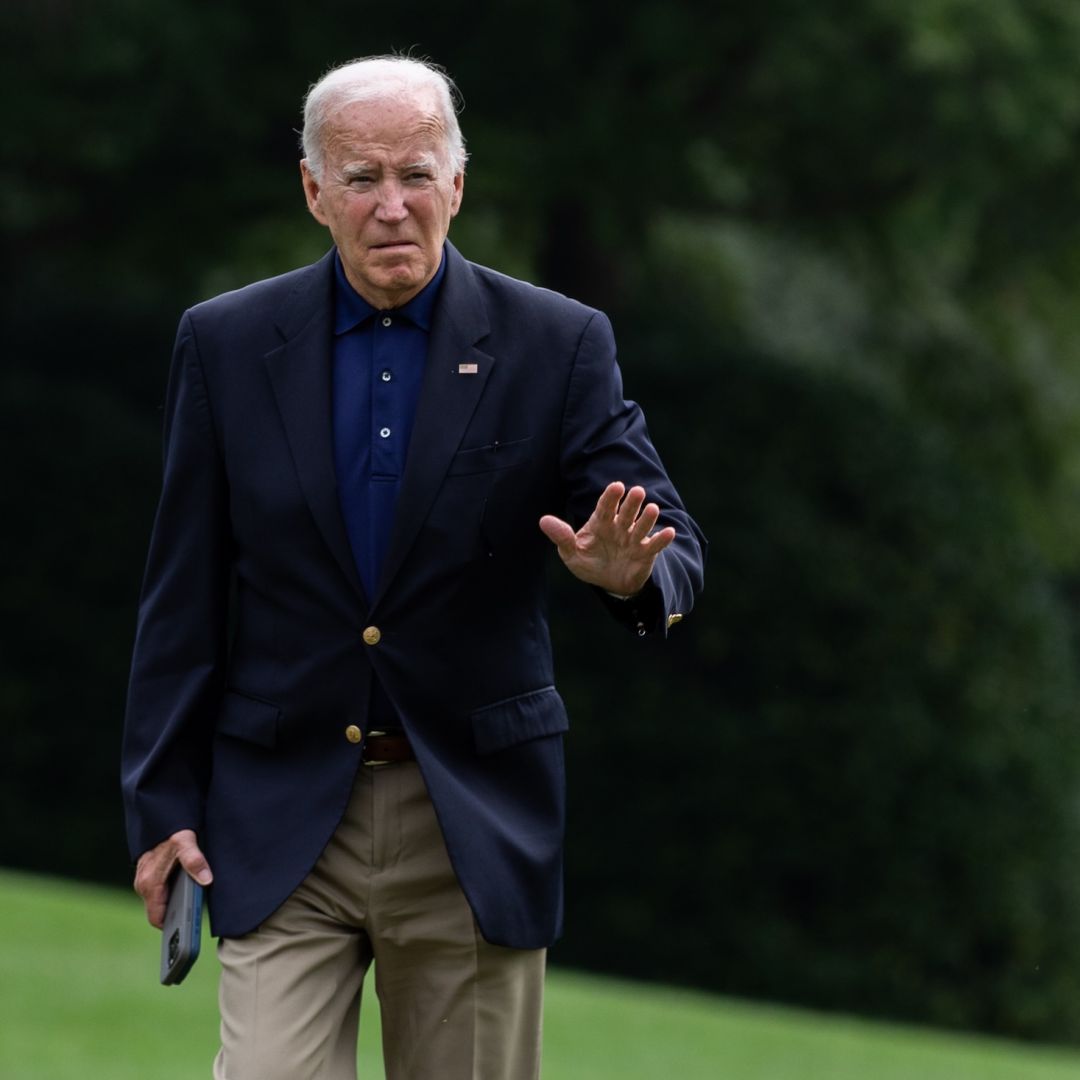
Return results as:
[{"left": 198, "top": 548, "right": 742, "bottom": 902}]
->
[
  {"left": 134, "top": 829, "right": 213, "bottom": 929},
  {"left": 539, "top": 482, "right": 676, "bottom": 597}
]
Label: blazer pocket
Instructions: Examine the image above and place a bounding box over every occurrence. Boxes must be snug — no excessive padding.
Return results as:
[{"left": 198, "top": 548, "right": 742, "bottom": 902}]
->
[
  {"left": 216, "top": 690, "right": 281, "bottom": 749},
  {"left": 470, "top": 686, "right": 569, "bottom": 755},
  {"left": 446, "top": 436, "right": 533, "bottom": 476}
]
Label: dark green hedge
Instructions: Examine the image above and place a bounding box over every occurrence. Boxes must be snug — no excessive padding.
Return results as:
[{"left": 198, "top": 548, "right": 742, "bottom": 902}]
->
[{"left": 554, "top": 349, "right": 1080, "bottom": 1039}]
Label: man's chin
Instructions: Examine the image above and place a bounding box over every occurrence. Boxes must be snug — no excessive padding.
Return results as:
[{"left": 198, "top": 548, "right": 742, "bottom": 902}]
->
[
  {"left": 369, "top": 258, "right": 425, "bottom": 286},
  {"left": 357, "top": 266, "right": 431, "bottom": 307}
]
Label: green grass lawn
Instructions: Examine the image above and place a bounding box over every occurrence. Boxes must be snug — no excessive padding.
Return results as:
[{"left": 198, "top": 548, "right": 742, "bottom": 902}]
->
[{"left": 4, "top": 869, "right": 1080, "bottom": 1079}]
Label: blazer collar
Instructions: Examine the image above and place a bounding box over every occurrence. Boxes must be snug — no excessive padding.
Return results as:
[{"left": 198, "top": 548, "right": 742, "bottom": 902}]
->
[{"left": 264, "top": 250, "right": 369, "bottom": 608}]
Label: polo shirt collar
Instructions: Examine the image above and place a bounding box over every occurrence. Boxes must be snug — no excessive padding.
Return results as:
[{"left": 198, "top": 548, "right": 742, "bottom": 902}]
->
[{"left": 333, "top": 246, "right": 447, "bottom": 335}]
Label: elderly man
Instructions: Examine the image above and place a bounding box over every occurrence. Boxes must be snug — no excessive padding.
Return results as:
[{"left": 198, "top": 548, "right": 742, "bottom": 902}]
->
[{"left": 122, "top": 55, "right": 705, "bottom": 1080}]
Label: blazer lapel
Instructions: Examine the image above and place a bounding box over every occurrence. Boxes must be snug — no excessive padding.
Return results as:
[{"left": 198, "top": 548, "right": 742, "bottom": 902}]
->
[
  {"left": 373, "top": 243, "right": 492, "bottom": 604},
  {"left": 263, "top": 251, "right": 369, "bottom": 608}
]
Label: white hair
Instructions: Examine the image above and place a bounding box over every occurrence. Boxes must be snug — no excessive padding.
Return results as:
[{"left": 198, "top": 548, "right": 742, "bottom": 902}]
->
[{"left": 301, "top": 55, "right": 468, "bottom": 180}]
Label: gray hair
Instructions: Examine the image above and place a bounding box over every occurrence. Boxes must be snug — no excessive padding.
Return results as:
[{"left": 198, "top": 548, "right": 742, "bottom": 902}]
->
[{"left": 301, "top": 55, "right": 468, "bottom": 180}]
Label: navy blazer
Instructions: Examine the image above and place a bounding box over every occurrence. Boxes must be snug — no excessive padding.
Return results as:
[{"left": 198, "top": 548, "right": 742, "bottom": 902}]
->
[{"left": 121, "top": 242, "right": 706, "bottom": 948}]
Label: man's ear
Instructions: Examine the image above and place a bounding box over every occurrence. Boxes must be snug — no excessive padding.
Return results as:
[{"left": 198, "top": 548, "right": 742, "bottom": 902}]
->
[
  {"left": 300, "top": 160, "right": 328, "bottom": 226},
  {"left": 450, "top": 171, "right": 464, "bottom": 219}
]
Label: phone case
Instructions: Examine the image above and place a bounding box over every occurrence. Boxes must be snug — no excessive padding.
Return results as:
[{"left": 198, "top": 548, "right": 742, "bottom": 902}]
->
[{"left": 160, "top": 868, "right": 204, "bottom": 985}]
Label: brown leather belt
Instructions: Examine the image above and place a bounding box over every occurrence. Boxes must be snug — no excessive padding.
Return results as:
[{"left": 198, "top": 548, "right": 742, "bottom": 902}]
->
[{"left": 362, "top": 732, "right": 415, "bottom": 766}]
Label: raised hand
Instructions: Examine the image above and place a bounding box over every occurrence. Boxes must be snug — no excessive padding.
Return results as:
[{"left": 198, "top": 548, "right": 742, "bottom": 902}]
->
[{"left": 539, "top": 482, "right": 676, "bottom": 597}]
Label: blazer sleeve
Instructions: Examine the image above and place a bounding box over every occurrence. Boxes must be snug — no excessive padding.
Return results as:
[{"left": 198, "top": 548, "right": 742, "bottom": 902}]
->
[
  {"left": 558, "top": 310, "right": 707, "bottom": 636},
  {"left": 121, "top": 312, "right": 231, "bottom": 859}
]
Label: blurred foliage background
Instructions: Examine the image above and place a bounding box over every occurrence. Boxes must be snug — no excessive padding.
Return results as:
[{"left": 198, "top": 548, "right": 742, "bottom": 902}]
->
[{"left": 5, "top": 0, "right": 1080, "bottom": 1045}]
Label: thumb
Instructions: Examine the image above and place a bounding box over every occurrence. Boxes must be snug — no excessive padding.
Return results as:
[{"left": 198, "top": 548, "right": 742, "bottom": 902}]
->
[
  {"left": 175, "top": 835, "right": 213, "bottom": 886},
  {"left": 538, "top": 514, "right": 576, "bottom": 552}
]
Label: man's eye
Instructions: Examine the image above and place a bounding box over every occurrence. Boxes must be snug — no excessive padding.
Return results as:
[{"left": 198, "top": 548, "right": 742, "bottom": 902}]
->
[{"left": 349, "top": 175, "right": 374, "bottom": 185}]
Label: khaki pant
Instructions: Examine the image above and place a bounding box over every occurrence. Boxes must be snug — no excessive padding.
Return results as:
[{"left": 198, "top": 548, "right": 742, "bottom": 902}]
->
[{"left": 213, "top": 761, "right": 545, "bottom": 1080}]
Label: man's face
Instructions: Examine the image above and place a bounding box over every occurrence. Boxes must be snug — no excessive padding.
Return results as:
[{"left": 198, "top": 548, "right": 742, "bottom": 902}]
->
[{"left": 301, "top": 91, "right": 464, "bottom": 309}]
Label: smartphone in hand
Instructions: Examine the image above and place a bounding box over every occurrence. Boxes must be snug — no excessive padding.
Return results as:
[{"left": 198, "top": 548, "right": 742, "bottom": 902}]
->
[{"left": 160, "top": 867, "right": 203, "bottom": 985}]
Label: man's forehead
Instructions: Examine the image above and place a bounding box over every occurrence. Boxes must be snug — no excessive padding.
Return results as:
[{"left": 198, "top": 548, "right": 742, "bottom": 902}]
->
[
  {"left": 329, "top": 125, "right": 443, "bottom": 154},
  {"left": 326, "top": 90, "right": 446, "bottom": 142}
]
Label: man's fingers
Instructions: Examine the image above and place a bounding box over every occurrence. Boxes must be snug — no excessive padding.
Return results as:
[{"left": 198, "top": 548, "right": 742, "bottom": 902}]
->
[
  {"left": 542, "top": 486, "right": 673, "bottom": 575},
  {"left": 146, "top": 887, "right": 169, "bottom": 930},
  {"left": 135, "top": 853, "right": 175, "bottom": 929},
  {"left": 627, "top": 501, "right": 661, "bottom": 541},
  {"left": 595, "top": 482, "right": 626, "bottom": 520},
  {"left": 641, "top": 525, "right": 677, "bottom": 554},
  {"left": 615, "top": 485, "right": 647, "bottom": 528},
  {"left": 134, "top": 847, "right": 172, "bottom": 896},
  {"left": 614, "top": 493, "right": 672, "bottom": 554},
  {"left": 133, "top": 829, "right": 213, "bottom": 929}
]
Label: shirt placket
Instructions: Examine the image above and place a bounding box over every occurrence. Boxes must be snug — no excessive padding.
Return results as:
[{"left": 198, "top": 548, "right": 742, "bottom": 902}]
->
[{"left": 371, "top": 314, "right": 398, "bottom": 480}]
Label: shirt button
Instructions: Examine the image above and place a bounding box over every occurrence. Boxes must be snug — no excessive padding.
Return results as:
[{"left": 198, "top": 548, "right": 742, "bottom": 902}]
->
[
  {"left": 345, "top": 724, "right": 363, "bottom": 744},
  {"left": 363, "top": 626, "right": 382, "bottom": 645},
  {"left": 381, "top": 315, "right": 392, "bottom": 327},
  {"left": 379, "top": 427, "right": 391, "bottom": 438},
  {"left": 381, "top": 370, "right": 392, "bottom": 382}
]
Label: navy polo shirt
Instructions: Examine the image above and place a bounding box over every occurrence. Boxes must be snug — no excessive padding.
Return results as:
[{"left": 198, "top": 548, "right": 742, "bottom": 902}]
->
[
  {"left": 332, "top": 250, "right": 446, "bottom": 734},
  {"left": 332, "top": 250, "right": 446, "bottom": 597}
]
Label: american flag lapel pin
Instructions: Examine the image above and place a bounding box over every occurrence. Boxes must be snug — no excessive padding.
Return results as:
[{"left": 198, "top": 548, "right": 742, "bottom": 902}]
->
[{"left": 458, "top": 362, "right": 479, "bottom": 375}]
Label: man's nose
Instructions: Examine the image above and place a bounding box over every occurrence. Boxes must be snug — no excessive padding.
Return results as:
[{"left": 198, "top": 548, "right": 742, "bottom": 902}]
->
[{"left": 375, "top": 180, "right": 408, "bottom": 223}]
